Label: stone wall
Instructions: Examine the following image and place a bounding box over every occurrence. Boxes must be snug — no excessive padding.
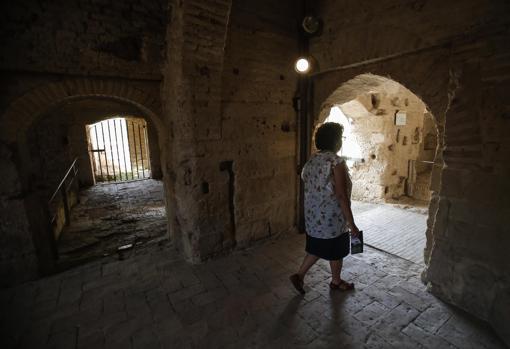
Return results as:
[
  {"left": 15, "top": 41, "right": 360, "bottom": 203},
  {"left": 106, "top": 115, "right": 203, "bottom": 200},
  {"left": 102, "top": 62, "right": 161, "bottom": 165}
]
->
[
  {"left": 0, "top": 143, "right": 40, "bottom": 286},
  {"left": 414, "top": 112, "right": 437, "bottom": 202},
  {"left": 309, "top": 0, "right": 510, "bottom": 344},
  {"left": 162, "top": 0, "right": 298, "bottom": 261},
  {"left": 1, "top": 0, "right": 168, "bottom": 79},
  {"left": 221, "top": 1, "right": 298, "bottom": 247}
]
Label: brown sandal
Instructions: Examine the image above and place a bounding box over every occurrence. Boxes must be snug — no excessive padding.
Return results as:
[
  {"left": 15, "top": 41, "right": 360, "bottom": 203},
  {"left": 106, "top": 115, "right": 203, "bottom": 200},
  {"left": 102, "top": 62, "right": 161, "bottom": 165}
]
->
[
  {"left": 290, "top": 274, "right": 305, "bottom": 294},
  {"left": 330, "top": 279, "right": 354, "bottom": 291}
]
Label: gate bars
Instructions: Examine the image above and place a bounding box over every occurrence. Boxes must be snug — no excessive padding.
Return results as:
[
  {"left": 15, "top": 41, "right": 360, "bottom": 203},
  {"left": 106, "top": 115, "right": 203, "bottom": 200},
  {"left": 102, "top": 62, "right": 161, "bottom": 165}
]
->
[{"left": 88, "top": 118, "right": 151, "bottom": 183}]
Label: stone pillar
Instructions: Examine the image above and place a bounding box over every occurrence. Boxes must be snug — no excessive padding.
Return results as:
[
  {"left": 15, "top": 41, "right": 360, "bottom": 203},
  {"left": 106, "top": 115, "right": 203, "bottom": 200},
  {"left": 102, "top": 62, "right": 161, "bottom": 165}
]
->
[
  {"left": 425, "top": 35, "right": 510, "bottom": 344},
  {"left": 163, "top": 0, "right": 233, "bottom": 262}
]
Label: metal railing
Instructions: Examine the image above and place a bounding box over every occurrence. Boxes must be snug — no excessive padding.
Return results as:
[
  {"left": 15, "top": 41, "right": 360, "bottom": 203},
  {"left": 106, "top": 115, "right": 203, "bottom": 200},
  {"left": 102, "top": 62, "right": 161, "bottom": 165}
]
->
[{"left": 48, "top": 157, "right": 79, "bottom": 226}]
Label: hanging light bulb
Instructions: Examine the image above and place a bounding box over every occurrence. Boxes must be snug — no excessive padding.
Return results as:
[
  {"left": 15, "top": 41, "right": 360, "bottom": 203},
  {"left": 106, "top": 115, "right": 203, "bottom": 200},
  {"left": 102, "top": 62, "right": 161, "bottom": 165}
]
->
[{"left": 295, "top": 57, "right": 311, "bottom": 74}]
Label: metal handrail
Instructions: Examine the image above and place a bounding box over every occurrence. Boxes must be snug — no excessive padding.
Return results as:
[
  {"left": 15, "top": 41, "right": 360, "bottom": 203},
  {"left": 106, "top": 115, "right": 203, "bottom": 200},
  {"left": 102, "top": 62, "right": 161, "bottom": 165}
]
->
[{"left": 48, "top": 157, "right": 79, "bottom": 225}]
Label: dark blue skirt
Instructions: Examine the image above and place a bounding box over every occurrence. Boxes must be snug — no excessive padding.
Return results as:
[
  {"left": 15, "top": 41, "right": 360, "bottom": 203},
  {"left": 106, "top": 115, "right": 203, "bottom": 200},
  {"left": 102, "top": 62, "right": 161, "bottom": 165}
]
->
[{"left": 305, "top": 233, "right": 350, "bottom": 260}]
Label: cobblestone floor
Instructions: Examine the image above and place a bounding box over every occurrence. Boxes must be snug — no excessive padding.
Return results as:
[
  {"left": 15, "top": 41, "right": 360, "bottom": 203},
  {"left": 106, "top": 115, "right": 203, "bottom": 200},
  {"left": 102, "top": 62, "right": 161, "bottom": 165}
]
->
[
  {"left": 1, "top": 233, "right": 506, "bottom": 348},
  {"left": 57, "top": 179, "right": 167, "bottom": 268},
  {"left": 352, "top": 201, "right": 428, "bottom": 265}
]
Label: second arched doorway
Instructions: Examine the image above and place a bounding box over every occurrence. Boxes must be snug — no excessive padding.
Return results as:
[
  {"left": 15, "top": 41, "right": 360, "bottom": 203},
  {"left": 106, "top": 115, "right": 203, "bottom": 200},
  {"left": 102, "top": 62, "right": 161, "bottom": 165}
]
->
[{"left": 313, "top": 74, "right": 441, "bottom": 265}]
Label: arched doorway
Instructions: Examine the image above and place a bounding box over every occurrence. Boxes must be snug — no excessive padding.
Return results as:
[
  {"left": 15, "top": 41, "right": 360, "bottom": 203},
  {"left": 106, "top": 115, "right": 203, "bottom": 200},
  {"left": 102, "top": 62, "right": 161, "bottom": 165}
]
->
[
  {"left": 26, "top": 97, "right": 168, "bottom": 268},
  {"left": 0, "top": 79, "right": 171, "bottom": 278},
  {"left": 315, "top": 74, "right": 441, "bottom": 265}
]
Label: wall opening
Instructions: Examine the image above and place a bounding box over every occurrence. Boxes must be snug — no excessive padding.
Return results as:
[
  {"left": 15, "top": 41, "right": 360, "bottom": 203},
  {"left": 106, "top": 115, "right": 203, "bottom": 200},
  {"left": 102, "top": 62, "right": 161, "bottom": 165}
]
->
[
  {"left": 22, "top": 98, "right": 168, "bottom": 271},
  {"left": 87, "top": 116, "right": 151, "bottom": 183},
  {"left": 322, "top": 95, "right": 437, "bottom": 206},
  {"left": 316, "top": 74, "right": 440, "bottom": 265}
]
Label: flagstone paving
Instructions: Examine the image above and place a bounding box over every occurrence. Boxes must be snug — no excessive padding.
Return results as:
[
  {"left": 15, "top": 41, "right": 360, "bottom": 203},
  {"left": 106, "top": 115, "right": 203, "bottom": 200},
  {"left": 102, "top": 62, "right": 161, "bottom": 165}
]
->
[
  {"left": 1, "top": 232, "right": 506, "bottom": 348},
  {"left": 352, "top": 201, "right": 428, "bottom": 264}
]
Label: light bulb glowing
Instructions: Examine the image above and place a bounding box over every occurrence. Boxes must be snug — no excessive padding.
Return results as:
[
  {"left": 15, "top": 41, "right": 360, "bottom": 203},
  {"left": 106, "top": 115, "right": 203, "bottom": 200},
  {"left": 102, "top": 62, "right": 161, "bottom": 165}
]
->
[{"left": 295, "top": 58, "right": 310, "bottom": 73}]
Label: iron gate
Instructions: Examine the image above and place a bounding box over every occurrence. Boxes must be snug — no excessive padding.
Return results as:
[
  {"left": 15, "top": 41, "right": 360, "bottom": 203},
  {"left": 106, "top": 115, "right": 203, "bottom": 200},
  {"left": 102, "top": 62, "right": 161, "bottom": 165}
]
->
[{"left": 88, "top": 117, "right": 151, "bottom": 183}]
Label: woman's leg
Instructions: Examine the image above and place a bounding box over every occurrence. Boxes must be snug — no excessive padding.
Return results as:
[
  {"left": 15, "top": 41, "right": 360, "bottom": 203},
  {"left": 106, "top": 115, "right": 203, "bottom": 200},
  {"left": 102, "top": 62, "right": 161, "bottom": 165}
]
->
[
  {"left": 329, "top": 259, "right": 354, "bottom": 290},
  {"left": 329, "top": 259, "right": 343, "bottom": 285},
  {"left": 297, "top": 253, "right": 319, "bottom": 279},
  {"left": 290, "top": 253, "right": 319, "bottom": 294}
]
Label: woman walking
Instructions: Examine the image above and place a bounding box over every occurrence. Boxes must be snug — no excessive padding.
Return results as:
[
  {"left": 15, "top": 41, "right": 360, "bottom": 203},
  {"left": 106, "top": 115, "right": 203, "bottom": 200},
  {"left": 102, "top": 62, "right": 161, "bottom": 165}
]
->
[{"left": 290, "top": 122, "right": 360, "bottom": 293}]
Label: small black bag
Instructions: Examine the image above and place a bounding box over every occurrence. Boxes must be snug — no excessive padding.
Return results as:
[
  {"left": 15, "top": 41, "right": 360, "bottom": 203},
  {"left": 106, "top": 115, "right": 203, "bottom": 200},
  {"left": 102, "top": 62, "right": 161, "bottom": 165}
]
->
[{"left": 351, "top": 230, "right": 364, "bottom": 254}]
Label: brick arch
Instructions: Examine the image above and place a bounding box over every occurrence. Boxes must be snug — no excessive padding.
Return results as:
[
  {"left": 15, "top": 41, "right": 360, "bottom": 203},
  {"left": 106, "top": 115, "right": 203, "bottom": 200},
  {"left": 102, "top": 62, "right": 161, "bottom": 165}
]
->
[{"left": 0, "top": 78, "right": 165, "bottom": 144}]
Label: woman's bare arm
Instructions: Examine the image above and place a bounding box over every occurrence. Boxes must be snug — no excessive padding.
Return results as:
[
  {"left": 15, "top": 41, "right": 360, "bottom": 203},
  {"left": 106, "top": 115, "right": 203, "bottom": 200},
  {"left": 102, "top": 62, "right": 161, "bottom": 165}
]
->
[{"left": 333, "top": 162, "right": 360, "bottom": 237}]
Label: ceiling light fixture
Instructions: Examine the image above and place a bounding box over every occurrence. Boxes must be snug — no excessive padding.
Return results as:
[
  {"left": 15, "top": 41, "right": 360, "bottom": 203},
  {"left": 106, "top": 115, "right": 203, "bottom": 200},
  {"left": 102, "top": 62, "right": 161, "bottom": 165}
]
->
[{"left": 295, "top": 58, "right": 311, "bottom": 74}]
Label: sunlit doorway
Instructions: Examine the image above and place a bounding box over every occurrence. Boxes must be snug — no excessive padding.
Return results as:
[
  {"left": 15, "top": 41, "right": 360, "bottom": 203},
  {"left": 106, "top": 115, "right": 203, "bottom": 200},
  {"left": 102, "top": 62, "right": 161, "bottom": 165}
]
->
[
  {"left": 316, "top": 74, "right": 440, "bottom": 265},
  {"left": 87, "top": 117, "right": 151, "bottom": 183}
]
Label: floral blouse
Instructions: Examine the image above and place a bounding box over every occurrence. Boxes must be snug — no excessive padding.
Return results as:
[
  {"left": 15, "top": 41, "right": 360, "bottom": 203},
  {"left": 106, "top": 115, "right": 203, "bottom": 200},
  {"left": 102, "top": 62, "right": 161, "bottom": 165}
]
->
[{"left": 301, "top": 151, "right": 352, "bottom": 239}]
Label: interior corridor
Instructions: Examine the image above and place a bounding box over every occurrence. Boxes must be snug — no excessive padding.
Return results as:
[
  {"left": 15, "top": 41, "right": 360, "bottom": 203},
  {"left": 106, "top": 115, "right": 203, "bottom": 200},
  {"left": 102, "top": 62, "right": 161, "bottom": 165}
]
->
[
  {"left": 57, "top": 180, "right": 167, "bottom": 268},
  {"left": 1, "top": 0, "right": 509, "bottom": 346}
]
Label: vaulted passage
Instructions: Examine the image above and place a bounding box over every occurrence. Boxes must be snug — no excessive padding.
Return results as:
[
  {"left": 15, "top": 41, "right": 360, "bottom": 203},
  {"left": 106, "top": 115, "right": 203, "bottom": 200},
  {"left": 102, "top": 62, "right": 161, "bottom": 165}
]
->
[
  {"left": 0, "top": 0, "right": 509, "bottom": 347},
  {"left": 20, "top": 98, "right": 168, "bottom": 271}
]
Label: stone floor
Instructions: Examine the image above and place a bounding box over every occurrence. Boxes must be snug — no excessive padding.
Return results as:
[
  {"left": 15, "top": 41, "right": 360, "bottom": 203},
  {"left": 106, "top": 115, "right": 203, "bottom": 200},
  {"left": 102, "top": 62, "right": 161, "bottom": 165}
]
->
[
  {"left": 57, "top": 179, "right": 167, "bottom": 268},
  {"left": 352, "top": 201, "right": 428, "bottom": 264},
  {"left": 1, "top": 232, "right": 506, "bottom": 348}
]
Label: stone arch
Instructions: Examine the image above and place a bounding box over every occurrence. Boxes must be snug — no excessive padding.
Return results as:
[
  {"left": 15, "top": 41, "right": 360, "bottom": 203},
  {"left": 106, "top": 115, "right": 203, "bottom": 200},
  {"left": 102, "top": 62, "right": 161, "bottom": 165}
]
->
[
  {"left": 316, "top": 73, "right": 438, "bottom": 125},
  {"left": 26, "top": 97, "right": 165, "bottom": 187},
  {"left": 313, "top": 71, "right": 448, "bottom": 267},
  {"left": 0, "top": 78, "right": 169, "bottom": 277},
  {"left": 0, "top": 78, "right": 165, "bottom": 145},
  {"left": 0, "top": 77, "right": 168, "bottom": 199}
]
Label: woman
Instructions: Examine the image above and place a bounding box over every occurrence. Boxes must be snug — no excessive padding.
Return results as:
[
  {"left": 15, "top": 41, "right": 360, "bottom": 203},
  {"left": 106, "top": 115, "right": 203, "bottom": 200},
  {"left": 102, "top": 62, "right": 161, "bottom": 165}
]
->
[{"left": 290, "top": 122, "right": 360, "bottom": 293}]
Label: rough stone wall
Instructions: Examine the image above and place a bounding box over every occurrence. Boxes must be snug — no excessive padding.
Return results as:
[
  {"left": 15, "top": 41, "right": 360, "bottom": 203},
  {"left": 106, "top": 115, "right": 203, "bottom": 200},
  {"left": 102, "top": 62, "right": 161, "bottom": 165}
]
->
[
  {"left": 28, "top": 112, "right": 75, "bottom": 198},
  {"left": 330, "top": 87, "right": 430, "bottom": 202},
  {"left": 1, "top": 0, "right": 168, "bottom": 79},
  {"left": 0, "top": 143, "right": 39, "bottom": 286},
  {"left": 162, "top": 0, "right": 298, "bottom": 261},
  {"left": 414, "top": 112, "right": 437, "bottom": 202},
  {"left": 427, "top": 37, "right": 510, "bottom": 344},
  {"left": 221, "top": 1, "right": 298, "bottom": 247},
  {"left": 309, "top": 0, "right": 510, "bottom": 344}
]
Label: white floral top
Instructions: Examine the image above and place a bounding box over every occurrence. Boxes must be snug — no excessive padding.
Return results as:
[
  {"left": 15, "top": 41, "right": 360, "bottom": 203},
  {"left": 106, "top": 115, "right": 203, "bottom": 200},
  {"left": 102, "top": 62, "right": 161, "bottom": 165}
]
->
[{"left": 301, "top": 151, "right": 352, "bottom": 239}]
